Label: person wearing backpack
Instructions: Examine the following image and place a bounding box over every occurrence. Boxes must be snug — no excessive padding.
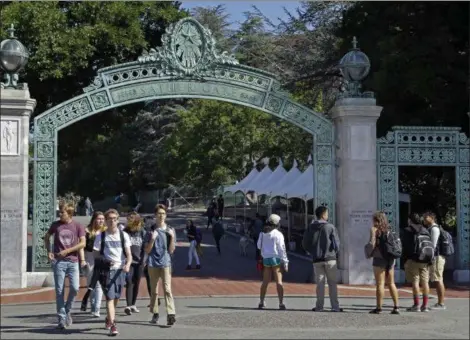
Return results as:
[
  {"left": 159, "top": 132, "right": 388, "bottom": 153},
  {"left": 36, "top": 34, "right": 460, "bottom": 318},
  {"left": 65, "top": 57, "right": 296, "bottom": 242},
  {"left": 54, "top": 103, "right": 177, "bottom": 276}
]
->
[
  {"left": 79, "top": 211, "right": 106, "bottom": 317},
  {"left": 144, "top": 204, "right": 177, "bottom": 326},
  {"left": 424, "top": 211, "right": 449, "bottom": 310},
  {"left": 302, "top": 206, "right": 342, "bottom": 312},
  {"left": 93, "top": 209, "right": 132, "bottom": 336},
  {"left": 367, "top": 211, "right": 400, "bottom": 314},
  {"left": 123, "top": 212, "right": 147, "bottom": 316},
  {"left": 402, "top": 213, "right": 432, "bottom": 312}
]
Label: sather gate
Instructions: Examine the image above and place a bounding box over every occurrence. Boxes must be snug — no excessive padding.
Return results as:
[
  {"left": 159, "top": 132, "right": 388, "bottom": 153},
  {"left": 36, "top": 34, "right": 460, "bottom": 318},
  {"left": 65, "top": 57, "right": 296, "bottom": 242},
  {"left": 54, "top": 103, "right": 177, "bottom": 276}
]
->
[
  {"left": 32, "top": 17, "right": 335, "bottom": 270},
  {"left": 377, "top": 126, "right": 470, "bottom": 270}
]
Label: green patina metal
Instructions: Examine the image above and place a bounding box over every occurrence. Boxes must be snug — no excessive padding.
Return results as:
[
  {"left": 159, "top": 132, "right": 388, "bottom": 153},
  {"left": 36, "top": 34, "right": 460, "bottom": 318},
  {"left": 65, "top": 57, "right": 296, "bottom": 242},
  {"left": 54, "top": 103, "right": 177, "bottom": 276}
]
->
[
  {"left": 377, "top": 126, "right": 470, "bottom": 269},
  {"left": 32, "top": 17, "right": 335, "bottom": 270}
]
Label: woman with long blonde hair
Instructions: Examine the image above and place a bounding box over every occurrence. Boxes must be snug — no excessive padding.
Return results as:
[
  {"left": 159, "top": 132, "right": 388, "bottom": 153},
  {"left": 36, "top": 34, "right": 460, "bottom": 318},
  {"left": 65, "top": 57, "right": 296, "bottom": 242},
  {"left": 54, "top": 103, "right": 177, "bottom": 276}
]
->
[
  {"left": 123, "top": 212, "right": 147, "bottom": 315},
  {"left": 369, "top": 211, "right": 400, "bottom": 314},
  {"left": 80, "top": 211, "right": 106, "bottom": 317}
]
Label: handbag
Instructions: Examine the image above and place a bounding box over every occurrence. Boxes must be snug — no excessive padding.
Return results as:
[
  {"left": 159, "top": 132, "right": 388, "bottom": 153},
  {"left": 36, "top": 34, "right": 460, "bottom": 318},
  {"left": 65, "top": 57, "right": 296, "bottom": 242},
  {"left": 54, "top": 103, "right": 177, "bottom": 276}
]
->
[{"left": 256, "top": 234, "right": 264, "bottom": 271}]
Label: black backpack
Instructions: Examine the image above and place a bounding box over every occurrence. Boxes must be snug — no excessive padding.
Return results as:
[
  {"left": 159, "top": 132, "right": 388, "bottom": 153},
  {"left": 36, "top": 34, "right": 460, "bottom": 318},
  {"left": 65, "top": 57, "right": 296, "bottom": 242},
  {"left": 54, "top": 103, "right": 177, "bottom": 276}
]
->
[
  {"left": 379, "top": 230, "right": 402, "bottom": 259},
  {"left": 413, "top": 227, "right": 434, "bottom": 263},
  {"left": 433, "top": 225, "right": 455, "bottom": 257}
]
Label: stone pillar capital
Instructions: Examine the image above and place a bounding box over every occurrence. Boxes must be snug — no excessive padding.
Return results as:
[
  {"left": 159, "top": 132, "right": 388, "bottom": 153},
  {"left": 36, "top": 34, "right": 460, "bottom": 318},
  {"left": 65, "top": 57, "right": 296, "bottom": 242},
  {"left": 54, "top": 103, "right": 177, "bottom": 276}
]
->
[
  {"left": 0, "top": 88, "right": 36, "bottom": 116},
  {"left": 331, "top": 98, "right": 382, "bottom": 121}
]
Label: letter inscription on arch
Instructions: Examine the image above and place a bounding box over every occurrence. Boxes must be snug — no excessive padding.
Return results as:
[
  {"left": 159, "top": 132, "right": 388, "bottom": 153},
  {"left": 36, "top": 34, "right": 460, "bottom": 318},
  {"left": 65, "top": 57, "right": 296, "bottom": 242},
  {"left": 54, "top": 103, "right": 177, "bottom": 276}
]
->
[{"left": 32, "top": 17, "right": 336, "bottom": 270}]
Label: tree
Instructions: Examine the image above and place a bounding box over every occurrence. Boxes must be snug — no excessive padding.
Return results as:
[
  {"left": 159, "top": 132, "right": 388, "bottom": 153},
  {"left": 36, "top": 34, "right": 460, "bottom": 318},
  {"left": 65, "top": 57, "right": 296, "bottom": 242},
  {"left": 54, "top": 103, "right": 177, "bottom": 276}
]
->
[
  {"left": 162, "top": 100, "right": 312, "bottom": 194},
  {"left": 0, "top": 2, "right": 188, "bottom": 198},
  {"left": 338, "top": 2, "right": 469, "bottom": 135},
  {"left": 190, "top": 4, "right": 234, "bottom": 52}
]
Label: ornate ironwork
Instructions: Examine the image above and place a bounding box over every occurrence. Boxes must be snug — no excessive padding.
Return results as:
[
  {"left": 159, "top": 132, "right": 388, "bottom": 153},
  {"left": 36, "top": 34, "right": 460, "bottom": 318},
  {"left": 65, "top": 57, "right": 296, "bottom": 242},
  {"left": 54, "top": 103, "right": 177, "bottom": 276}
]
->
[
  {"left": 377, "top": 126, "right": 470, "bottom": 269},
  {"left": 32, "top": 17, "right": 335, "bottom": 270}
]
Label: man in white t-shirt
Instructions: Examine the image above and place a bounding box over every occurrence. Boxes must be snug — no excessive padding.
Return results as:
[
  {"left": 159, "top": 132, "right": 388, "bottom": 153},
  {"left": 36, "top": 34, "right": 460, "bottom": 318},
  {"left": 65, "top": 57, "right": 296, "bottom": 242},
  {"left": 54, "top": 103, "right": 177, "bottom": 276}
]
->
[
  {"left": 93, "top": 209, "right": 132, "bottom": 336},
  {"left": 423, "top": 211, "right": 447, "bottom": 310}
]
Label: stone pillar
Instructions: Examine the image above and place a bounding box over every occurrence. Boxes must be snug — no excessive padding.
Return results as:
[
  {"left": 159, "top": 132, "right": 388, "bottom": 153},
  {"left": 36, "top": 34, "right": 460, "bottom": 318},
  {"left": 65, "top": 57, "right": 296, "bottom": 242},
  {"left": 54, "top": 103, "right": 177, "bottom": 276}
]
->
[
  {"left": 1, "top": 88, "right": 36, "bottom": 288},
  {"left": 331, "top": 97, "right": 382, "bottom": 284}
]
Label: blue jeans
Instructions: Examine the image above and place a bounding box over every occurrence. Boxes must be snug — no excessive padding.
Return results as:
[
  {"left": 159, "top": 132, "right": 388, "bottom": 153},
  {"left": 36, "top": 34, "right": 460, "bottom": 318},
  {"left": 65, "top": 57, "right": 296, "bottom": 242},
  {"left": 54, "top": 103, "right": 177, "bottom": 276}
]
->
[{"left": 53, "top": 260, "right": 79, "bottom": 323}]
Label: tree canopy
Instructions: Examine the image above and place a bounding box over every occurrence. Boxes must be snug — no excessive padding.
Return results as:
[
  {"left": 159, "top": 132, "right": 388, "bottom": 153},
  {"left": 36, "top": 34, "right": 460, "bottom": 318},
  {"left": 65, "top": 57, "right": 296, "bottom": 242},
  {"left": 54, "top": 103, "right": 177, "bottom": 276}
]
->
[{"left": 1, "top": 1, "right": 467, "bottom": 204}]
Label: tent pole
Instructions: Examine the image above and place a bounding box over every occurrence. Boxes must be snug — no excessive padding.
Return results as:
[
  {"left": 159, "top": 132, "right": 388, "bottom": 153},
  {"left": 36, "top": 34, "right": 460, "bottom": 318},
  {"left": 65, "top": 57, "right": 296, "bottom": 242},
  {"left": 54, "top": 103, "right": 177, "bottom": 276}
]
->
[
  {"left": 287, "top": 194, "right": 290, "bottom": 244},
  {"left": 304, "top": 197, "right": 308, "bottom": 229}
]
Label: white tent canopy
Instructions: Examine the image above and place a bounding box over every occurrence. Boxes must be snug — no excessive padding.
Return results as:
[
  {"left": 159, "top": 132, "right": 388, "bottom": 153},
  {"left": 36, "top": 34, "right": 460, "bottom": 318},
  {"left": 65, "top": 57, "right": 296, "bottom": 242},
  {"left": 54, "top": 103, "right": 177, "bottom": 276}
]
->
[
  {"left": 224, "top": 167, "right": 259, "bottom": 193},
  {"left": 282, "top": 164, "right": 315, "bottom": 200},
  {"left": 253, "top": 161, "right": 287, "bottom": 195},
  {"left": 230, "top": 165, "right": 273, "bottom": 193},
  {"left": 269, "top": 160, "right": 302, "bottom": 197},
  {"left": 239, "top": 165, "right": 272, "bottom": 192}
]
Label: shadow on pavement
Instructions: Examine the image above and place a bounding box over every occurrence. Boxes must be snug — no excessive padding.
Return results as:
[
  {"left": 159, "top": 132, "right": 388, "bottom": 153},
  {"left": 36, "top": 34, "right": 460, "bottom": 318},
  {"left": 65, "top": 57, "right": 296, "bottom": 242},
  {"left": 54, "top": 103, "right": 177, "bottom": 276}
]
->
[
  {"left": 185, "top": 305, "right": 369, "bottom": 313},
  {"left": 0, "top": 325, "right": 100, "bottom": 336}
]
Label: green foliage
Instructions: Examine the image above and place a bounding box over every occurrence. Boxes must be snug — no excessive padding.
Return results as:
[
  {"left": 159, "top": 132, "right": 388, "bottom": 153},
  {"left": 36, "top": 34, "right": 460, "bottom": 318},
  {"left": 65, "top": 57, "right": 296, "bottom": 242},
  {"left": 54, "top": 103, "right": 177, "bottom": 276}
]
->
[
  {"left": 338, "top": 1, "right": 469, "bottom": 135},
  {"left": 162, "top": 100, "right": 311, "bottom": 194}
]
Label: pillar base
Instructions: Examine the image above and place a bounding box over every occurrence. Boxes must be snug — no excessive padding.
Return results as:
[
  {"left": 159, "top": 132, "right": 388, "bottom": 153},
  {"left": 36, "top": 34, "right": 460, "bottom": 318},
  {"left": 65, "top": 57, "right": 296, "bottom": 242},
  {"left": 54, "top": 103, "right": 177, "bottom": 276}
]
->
[
  {"left": 340, "top": 269, "right": 375, "bottom": 285},
  {"left": 453, "top": 270, "right": 470, "bottom": 283},
  {"left": 1, "top": 273, "right": 27, "bottom": 289}
]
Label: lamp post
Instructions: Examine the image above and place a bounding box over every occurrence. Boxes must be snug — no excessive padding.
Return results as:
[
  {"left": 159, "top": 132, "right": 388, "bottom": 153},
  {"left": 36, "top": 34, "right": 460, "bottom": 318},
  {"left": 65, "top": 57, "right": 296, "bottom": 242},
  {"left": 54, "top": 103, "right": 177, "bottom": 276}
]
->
[
  {"left": 338, "top": 36, "right": 373, "bottom": 98},
  {"left": 0, "top": 24, "right": 29, "bottom": 89}
]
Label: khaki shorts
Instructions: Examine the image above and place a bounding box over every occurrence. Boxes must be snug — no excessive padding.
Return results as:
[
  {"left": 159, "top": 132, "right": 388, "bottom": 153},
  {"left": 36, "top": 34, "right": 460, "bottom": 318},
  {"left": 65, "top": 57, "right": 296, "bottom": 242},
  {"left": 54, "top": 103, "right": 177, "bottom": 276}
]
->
[
  {"left": 405, "top": 260, "right": 429, "bottom": 284},
  {"left": 429, "top": 255, "right": 446, "bottom": 282}
]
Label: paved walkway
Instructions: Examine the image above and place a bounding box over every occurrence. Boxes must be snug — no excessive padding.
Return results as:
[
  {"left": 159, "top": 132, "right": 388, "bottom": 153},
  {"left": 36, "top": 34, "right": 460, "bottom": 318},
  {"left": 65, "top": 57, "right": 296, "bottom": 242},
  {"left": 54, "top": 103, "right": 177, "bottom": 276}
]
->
[
  {"left": 2, "top": 211, "right": 469, "bottom": 338},
  {"left": 1, "top": 296, "right": 469, "bottom": 339}
]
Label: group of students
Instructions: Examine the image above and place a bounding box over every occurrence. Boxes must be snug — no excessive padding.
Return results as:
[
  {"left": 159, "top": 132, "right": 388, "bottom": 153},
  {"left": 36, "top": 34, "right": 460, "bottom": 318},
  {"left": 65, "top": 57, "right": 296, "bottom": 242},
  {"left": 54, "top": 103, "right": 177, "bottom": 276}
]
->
[
  {"left": 256, "top": 207, "right": 451, "bottom": 315},
  {"left": 44, "top": 203, "right": 176, "bottom": 336}
]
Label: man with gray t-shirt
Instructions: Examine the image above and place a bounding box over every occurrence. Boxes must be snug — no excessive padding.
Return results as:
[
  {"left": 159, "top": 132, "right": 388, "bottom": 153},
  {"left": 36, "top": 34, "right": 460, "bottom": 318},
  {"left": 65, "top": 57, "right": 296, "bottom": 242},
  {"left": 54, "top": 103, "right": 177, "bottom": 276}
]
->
[{"left": 302, "top": 206, "right": 342, "bottom": 312}]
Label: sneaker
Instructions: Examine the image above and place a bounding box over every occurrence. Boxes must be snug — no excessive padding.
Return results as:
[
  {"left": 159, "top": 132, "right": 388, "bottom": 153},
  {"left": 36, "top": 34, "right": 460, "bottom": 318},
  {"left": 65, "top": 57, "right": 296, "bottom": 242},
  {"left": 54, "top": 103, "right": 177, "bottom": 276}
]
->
[
  {"left": 109, "top": 323, "right": 119, "bottom": 336},
  {"left": 196, "top": 264, "right": 201, "bottom": 270},
  {"left": 124, "top": 307, "right": 132, "bottom": 316},
  {"left": 406, "top": 305, "right": 420, "bottom": 312},
  {"left": 150, "top": 313, "right": 159, "bottom": 324},
  {"left": 167, "top": 314, "right": 176, "bottom": 326},
  {"left": 391, "top": 307, "right": 400, "bottom": 315},
  {"left": 130, "top": 306, "right": 140, "bottom": 313},
  {"left": 312, "top": 307, "right": 324, "bottom": 312},
  {"left": 65, "top": 313, "right": 73, "bottom": 327},
  {"left": 56, "top": 322, "right": 66, "bottom": 330},
  {"left": 369, "top": 308, "right": 382, "bottom": 314},
  {"left": 431, "top": 303, "right": 446, "bottom": 310},
  {"left": 186, "top": 265, "right": 192, "bottom": 270},
  {"left": 279, "top": 304, "right": 286, "bottom": 310},
  {"left": 105, "top": 317, "right": 112, "bottom": 330},
  {"left": 258, "top": 302, "right": 266, "bottom": 309},
  {"left": 331, "top": 308, "right": 344, "bottom": 312},
  {"left": 91, "top": 311, "right": 100, "bottom": 318},
  {"left": 80, "top": 303, "right": 87, "bottom": 312},
  {"left": 421, "top": 305, "right": 430, "bottom": 312}
]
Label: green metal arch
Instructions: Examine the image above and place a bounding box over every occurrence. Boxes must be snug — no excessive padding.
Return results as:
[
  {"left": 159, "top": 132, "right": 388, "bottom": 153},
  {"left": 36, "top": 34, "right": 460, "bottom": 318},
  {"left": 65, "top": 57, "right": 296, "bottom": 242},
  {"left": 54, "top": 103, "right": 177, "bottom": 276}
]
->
[{"left": 31, "top": 17, "right": 335, "bottom": 270}]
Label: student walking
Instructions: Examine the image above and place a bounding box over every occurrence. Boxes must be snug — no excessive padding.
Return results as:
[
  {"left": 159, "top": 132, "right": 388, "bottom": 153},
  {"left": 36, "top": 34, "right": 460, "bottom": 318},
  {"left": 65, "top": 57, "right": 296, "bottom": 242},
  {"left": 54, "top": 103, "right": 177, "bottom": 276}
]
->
[
  {"left": 186, "top": 220, "right": 202, "bottom": 269},
  {"left": 145, "top": 204, "right": 177, "bottom": 326},
  {"left": 123, "top": 212, "right": 147, "bottom": 315},
  {"left": 93, "top": 209, "right": 132, "bottom": 336},
  {"left": 80, "top": 211, "right": 106, "bottom": 317},
  {"left": 44, "top": 202, "right": 86, "bottom": 330}
]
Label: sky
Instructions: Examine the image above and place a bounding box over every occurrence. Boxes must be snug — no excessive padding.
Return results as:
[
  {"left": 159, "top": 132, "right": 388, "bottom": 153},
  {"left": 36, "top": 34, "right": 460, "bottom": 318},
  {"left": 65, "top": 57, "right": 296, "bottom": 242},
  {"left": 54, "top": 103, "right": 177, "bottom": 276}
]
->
[{"left": 181, "top": 1, "right": 301, "bottom": 29}]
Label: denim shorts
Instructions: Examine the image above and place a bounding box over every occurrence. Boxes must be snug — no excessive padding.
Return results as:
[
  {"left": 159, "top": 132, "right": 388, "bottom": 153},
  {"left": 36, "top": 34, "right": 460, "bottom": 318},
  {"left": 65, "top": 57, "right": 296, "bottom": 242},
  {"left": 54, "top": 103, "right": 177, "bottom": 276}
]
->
[
  {"left": 104, "top": 269, "right": 124, "bottom": 300},
  {"left": 263, "top": 257, "right": 281, "bottom": 267}
]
